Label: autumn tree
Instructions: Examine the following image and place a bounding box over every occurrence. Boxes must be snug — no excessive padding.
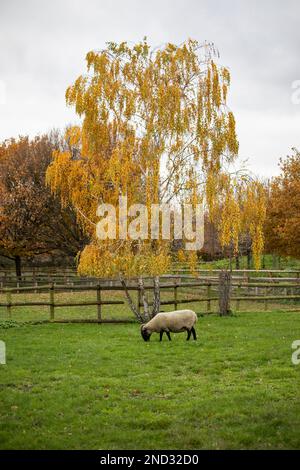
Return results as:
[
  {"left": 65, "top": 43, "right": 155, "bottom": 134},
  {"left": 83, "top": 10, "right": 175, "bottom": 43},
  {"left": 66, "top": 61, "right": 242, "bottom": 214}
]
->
[
  {"left": 265, "top": 149, "right": 300, "bottom": 259},
  {"left": 0, "top": 135, "right": 87, "bottom": 277},
  {"left": 46, "top": 39, "right": 266, "bottom": 319}
]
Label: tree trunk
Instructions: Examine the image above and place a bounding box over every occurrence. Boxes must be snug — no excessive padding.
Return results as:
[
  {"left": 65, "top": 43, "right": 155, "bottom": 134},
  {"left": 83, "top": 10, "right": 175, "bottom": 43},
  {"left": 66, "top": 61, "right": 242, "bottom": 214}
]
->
[
  {"left": 138, "top": 277, "right": 150, "bottom": 321},
  {"left": 15, "top": 255, "right": 22, "bottom": 280},
  {"left": 247, "top": 249, "right": 252, "bottom": 270},
  {"left": 235, "top": 254, "right": 240, "bottom": 270},
  {"left": 152, "top": 276, "right": 161, "bottom": 316},
  {"left": 119, "top": 275, "right": 160, "bottom": 323},
  {"left": 218, "top": 270, "right": 232, "bottom": 316},
  {"left": 119, "top": 275, "right": 144, "bottom": 323}
]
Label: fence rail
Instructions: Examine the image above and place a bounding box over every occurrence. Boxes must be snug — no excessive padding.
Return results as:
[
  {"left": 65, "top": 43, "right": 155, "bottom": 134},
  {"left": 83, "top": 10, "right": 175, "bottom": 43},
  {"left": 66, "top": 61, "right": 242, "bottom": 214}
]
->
[
  {"left": 1, "top": 276, "right": 300, "bottom": 323},
  {"left": 2, "top": 276, "right": 300, "bottom": 290}
]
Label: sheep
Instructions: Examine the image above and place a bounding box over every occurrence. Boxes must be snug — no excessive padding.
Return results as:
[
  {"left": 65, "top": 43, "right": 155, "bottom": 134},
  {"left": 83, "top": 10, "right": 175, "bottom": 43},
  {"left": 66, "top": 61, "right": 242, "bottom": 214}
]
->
[{"left": 140, "top": 309, "right": 198, "bottom": 342}]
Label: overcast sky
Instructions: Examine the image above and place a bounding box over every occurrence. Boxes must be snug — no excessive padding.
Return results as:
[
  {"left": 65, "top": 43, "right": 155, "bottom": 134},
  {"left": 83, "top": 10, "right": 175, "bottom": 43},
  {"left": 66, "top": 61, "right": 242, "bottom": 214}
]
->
[{"left": 0, "top": 0, "right": 299, "bottom": 177}]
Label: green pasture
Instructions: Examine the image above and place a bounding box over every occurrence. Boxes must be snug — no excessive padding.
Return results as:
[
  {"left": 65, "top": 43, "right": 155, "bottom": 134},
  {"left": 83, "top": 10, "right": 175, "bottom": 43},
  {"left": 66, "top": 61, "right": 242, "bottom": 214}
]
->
[{"left": 0, "top": 309, "right": 300, "bottom": 449}]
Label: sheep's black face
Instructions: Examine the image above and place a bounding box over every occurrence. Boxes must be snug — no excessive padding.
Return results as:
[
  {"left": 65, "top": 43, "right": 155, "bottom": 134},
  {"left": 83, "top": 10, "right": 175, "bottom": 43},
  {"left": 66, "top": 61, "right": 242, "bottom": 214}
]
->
[{"left": 141, "top": 326, "right": 151, "bottom": 342}]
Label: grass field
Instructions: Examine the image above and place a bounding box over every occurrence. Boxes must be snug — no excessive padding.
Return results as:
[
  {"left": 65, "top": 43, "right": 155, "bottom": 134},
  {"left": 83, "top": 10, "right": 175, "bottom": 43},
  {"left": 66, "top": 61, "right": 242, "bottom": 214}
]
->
[
  {"left": 1, "top": 310, "right": 300, "bottom": 449},
  {"left": 194, "top": 254, "right": 300, "bottom": 270}
]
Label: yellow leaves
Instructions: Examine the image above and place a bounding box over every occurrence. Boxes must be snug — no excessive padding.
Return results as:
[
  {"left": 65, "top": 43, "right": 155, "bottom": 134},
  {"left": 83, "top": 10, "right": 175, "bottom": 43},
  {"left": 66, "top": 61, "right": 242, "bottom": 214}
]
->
[
  {"left": 240, "top": 181, "right": 266, "bottom": 269},
  {"left": 212, "top": 61, "right": 221, "bottom": 108},
  {"left": 106, "top": 138, "right": 139, "bottom": 199},
  {"left": 86, "top": 50, "right": 110, "bottom": 75},
  {"left": 46, "top": 39, "right": 265, "bottom": 277},
  {"left": 206, "top": 170, "right": 218, "bottom": 221},
  {"left": 242, "top": 181, "right": 266, "bottom": 229},
  {"left": 222, "top": 83, "right": 228, "bottom": 102},
  {"left": 124, "top": 92, "right": 136, "bottom": 119},
  {"left": 251, "top": 224, "right": 264, "bottom": 270},
  {"left": 65, "top": 85, "right": 78, "bottom": 109},
  {"left": 66, "top": 76, "right": 87, "bottom": 114},
  {"left": 205, "top": 67, "right": 212, "bottom": 124},
  {"left": 205, "top": 173, "right": 266, "bottom": 269},
  {"left": 78, "top": 242, "right": 171, "bottom": 278},
  {"left": 177, "top": 249, "right": 186, "bottom": 263},
  {"left": 227, "top": 112, "right": 239, "bottom": 155},
  {"left": 46, "top": 150, "right": 72, "bottom": 206},
  {"left": 187, "top": 251, "right": 198, "bottom": 276},
  {"left": 65, "top": 126, "right": 81, "bottom": 147},
  {"left": 219, "top": 190, "right": 241, "bottom": 252},
  {"left": 86, "top": 51, "right": 96, "bottom": 70}
]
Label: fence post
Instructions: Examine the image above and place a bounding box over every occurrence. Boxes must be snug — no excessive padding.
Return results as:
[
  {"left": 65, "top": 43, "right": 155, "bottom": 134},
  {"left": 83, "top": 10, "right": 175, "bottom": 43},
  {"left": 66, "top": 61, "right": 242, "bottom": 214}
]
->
[
  {"left": 264, "top": 287, "right": 268, "bottom": 311},
  {"left": 6, "top": 290, "right": 12, "bottom": 319},
  {"left": 137, "top": 285, "right": 141, "bottom": 315},
  {"left": 49, "top": 283, "right": 55, "bottom": 321},
  {"left": 174, "top": 280, "right": 178, "bottom": 311},
  {"left": 218, "top": 271, "right": 232, "bottom": 316},
  {"left": 236, "top": 283, "right": 241, "bottom": 311},
  {"left": 207, "top": 283, "right": 211, "bottom": 313},
  {"left": 97, "top": 284, "right": 102, "bottom": 321}
]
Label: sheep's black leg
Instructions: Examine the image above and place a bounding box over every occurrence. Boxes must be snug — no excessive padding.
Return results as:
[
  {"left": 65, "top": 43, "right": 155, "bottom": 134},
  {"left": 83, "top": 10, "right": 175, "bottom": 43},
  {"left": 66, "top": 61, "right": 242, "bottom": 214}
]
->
[
  {"left": 166, "top": 331, "right": 171, "bottom": 341},
  {"left": 160, "top": 330, "right": 164, "bottom": 342},
  {"left": 186, "top": 329, "right": 192, "bottom": 341},
  {"left": 191, "top": 327, "right": 197, "bottom": 340}
]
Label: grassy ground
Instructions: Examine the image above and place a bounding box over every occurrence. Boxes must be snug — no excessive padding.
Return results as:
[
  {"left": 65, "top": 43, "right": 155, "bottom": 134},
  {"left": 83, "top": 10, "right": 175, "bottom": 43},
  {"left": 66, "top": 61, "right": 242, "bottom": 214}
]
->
[
  {"left": 189, "top": 254, "right": 300, "bottom": 271},
  {"left": 1, "top": 310, "right": 300, "bottom": 449}
]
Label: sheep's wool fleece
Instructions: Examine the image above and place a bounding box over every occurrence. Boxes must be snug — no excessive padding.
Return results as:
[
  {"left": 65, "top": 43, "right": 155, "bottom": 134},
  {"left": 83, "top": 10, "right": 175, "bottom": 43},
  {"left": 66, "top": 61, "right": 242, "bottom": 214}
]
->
[{"left": 145, "top": 310, "right": 197, "bottom": 333}]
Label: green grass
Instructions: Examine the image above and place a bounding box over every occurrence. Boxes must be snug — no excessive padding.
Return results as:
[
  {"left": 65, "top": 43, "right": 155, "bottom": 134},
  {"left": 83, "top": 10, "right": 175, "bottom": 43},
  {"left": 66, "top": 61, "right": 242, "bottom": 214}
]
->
[
  {"left": 1, "top": 310, "right": 300, "bottom": 449},
  {"left": 186, "top": 254, "right": 300, "bottom": 271}
]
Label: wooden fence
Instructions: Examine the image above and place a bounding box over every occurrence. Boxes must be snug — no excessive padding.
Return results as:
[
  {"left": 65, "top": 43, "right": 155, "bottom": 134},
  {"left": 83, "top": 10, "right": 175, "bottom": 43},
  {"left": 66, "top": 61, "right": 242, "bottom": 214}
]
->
[
  {"left": 1, "top": 268, "right": 300, "bottom": 289},
  {"left": 0, "top": 276, "right": 300, "bottom": 323}
]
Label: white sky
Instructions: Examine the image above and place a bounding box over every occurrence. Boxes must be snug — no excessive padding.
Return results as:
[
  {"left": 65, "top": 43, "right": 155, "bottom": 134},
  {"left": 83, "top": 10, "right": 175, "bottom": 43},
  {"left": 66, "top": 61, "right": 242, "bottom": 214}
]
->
[{"left": 0, "top": 0, "right": 300, "bottom": 177}]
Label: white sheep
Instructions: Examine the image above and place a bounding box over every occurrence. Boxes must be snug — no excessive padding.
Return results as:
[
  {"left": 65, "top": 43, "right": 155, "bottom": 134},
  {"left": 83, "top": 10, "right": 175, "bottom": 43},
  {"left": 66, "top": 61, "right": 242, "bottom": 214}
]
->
[{"left": 140, "top": 309, "right": 198, "bottom": 342}]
